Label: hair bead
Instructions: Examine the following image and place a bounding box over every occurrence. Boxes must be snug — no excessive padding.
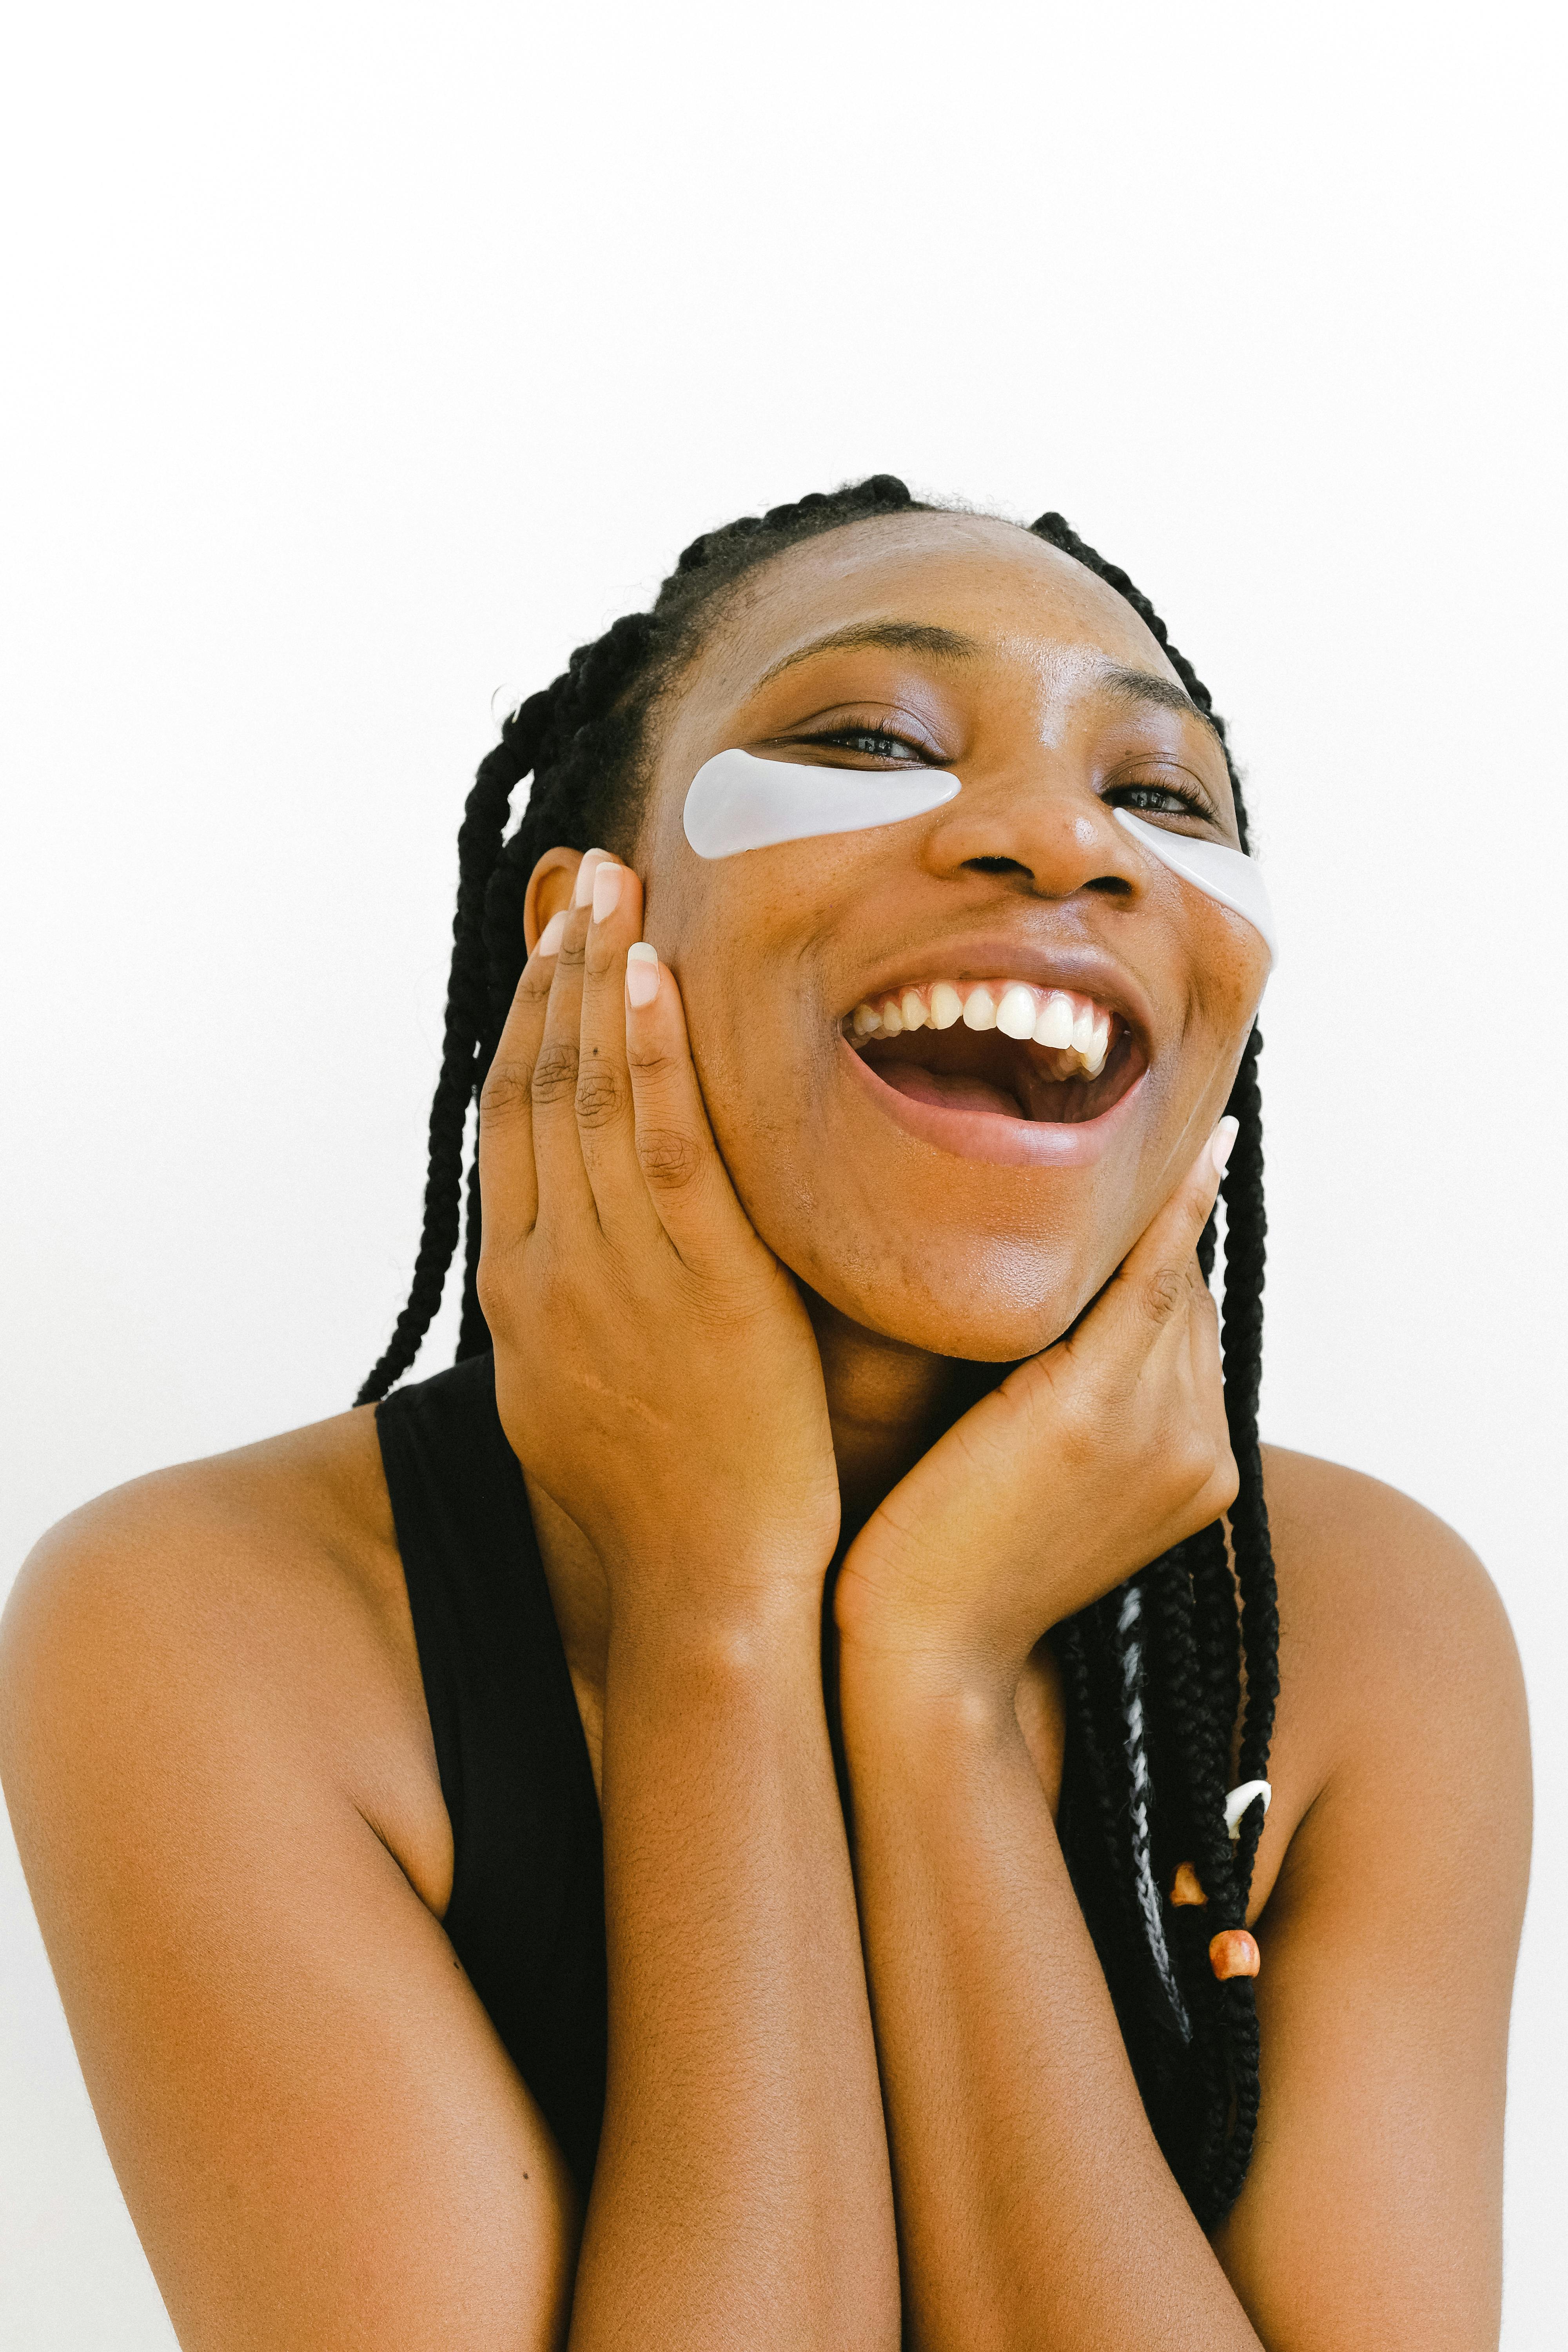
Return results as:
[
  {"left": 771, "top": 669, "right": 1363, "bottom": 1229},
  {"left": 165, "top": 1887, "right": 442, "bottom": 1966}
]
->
[
  {"left": 1209, "top": 1929, "right": 1261, "bottom": 1981},
  {"left": 1224, "top": 1779, "right": 1272, "bottom": 1841}
]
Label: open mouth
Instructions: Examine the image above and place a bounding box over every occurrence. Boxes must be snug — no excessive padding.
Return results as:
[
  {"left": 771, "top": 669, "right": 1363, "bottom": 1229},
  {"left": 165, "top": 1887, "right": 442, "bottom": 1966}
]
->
[{"left": 841, "top": 977, "right": 1146, "bottom": 1129}]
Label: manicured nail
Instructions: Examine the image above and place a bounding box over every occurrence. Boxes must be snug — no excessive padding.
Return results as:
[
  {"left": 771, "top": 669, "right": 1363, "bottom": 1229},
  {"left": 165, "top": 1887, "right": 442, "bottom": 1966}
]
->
[
  {"left": 1210, "top": 1116, "right": 1240, "bottom": 1179},
  {"left": 573, "top": 849, "right": 609, "bottom": 907},
  {"left": 592, "top": 861, "right": 623, "bottom": 922},
  {"left": 537, "top": 909, "right": 568, "bottom": 956},
  {"left": 625, "top": 941, "right": 660, "bottom": 1009}
]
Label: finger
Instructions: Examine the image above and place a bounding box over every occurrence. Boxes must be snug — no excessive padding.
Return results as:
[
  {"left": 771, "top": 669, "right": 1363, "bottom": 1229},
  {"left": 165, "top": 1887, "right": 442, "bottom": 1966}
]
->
[
  {"left": 528, "top": 853, "right": 614, "bottom": 1230},
  {"left": 1092, "top": 1116, "right": 1239, "bottom": 1354},
  {"left": 1114, "top": 1110, "right": 1241, "bottom": 1317},
  {"left": 475, "top": 902, "right": 572, "bottom": 1249},
  {"left": 573, "top": 857, "right": 665, "bottom": 1244},
  {"left": 1185, "top": 1263, "right": 1225, "bottom": 1408},
  {"left": 621, "top": 946, "right": 767, "bottom": 1270},
  {"left": 1185, "top": 1280, "right": 1240, "bottom": 1518}
]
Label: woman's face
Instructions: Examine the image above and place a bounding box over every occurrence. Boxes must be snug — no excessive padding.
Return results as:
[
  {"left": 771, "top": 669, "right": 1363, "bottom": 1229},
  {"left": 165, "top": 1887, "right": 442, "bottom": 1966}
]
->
[{"left": 632, "top": 511, "right": 1270, "bottom": 1361}]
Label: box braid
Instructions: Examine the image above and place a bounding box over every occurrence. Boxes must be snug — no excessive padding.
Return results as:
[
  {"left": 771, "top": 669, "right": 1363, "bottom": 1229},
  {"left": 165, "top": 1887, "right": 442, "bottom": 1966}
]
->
[
  {"left": 359, "top": 478, "right": 1278, "bottom": 2228},
  {"left": 1027, "top": 509, "right": 1278, "bottom": 2223}
]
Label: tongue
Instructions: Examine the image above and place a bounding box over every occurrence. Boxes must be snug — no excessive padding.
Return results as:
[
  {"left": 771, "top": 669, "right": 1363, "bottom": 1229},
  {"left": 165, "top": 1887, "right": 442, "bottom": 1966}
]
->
[{"left": 877, "top": 1065, "right": 1024, "bottom": 1119}]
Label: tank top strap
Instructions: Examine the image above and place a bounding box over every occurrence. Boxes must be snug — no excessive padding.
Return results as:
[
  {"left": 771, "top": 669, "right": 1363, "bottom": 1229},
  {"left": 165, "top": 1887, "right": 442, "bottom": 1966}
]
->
[{"left": 375, "top": 1350, "right": 607, "bottom": 2193}]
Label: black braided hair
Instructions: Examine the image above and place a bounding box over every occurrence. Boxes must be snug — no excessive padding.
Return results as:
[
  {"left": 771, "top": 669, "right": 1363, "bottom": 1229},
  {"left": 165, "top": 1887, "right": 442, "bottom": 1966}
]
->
[
  {"left": 1026, "top": 510, "right": 1278, "bottom": 2223},
  {"left": 355, "top": 706, "right": 545, "bottom": 1402},
  {"left": 360, "top": 479, "right": 1279, "bottom": 2226}
]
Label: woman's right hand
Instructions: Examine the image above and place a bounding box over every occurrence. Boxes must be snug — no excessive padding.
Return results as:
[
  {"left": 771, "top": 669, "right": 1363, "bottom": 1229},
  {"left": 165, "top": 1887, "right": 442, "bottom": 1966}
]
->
[{"left": 476, "top": 850, "right": 841, "bottom": 1624}]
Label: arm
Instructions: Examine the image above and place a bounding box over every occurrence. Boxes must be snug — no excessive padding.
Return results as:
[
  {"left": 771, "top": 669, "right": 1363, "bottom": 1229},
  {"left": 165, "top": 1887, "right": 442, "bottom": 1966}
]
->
[
  {"left": 835, "top": 1130, "right": 1257, "bottom": 2351},
  {"left": 835, "top": 1150, "right": 1528, "bottom": 2348},
  {"left": 832, "top": 1129, "right": 1260, "bottom": 2343},
  {"left": 575, "top": 1589, "right": 891, "bottom": 2348},
  {"left": 479, "top": 853, "right": 898, "bottom": 2347},
  {"left": 839, "top": 1657, "right": 1258, "bottom": 2352},
  {"left": 0, "top": 1468, "right": 588, "bottom": 2352}
]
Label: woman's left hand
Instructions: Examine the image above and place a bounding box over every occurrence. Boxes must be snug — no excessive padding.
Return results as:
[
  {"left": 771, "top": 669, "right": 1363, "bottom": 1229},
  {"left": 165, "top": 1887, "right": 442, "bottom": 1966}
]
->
[{"left": 834, "top": 1123, "right": 1240, "bottom": 1697}]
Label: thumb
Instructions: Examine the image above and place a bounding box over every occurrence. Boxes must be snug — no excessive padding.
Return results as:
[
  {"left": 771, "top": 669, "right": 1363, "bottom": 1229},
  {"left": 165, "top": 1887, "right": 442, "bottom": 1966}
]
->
[{"left": 1103, "top": 1115, "right": 1238, "bottom": 1334}]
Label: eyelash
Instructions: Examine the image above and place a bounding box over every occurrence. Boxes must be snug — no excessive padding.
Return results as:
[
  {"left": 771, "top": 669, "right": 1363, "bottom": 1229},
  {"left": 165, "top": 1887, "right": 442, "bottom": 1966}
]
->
[
  {"left": 1107, "top": 781, "right": 1217, "bottom": 823},
  {"left": 799, "top": 724, "right": 931, "bottom": 764}
]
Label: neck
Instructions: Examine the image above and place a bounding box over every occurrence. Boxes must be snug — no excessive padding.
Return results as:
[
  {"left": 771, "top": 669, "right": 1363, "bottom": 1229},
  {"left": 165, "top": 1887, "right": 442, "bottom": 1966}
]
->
[{"left": 806, "top": 1294, "right": 995, "bottom": 1550}]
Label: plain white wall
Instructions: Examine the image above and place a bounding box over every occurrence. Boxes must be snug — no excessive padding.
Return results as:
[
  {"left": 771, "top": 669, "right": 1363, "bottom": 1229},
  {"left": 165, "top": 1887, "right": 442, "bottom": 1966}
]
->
[{"left": 3, "top": 3, "right": 1564, "bottom": 2343}]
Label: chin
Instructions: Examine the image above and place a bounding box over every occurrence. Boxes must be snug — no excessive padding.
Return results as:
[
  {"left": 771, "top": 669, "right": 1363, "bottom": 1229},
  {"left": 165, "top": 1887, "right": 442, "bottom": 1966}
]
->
[{"left": 785, "top": 1229, "right": 1103, "bottom": 1364}]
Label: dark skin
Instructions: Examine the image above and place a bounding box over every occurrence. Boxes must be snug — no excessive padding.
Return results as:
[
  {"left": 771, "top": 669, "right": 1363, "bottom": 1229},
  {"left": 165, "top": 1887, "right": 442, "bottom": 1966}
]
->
[{"left": 0, "top": 514, "right": 1531, "bottom": 2350}]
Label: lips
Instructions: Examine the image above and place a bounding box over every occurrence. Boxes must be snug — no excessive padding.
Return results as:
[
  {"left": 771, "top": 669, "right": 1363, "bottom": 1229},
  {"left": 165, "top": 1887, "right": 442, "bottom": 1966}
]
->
[{"left": 833, "top": 947, "right": 1152, "bottom": 1167}]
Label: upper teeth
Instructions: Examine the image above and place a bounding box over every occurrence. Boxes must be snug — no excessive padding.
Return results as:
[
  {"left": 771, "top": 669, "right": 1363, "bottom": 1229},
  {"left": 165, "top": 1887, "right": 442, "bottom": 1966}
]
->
[{"left": 846, "top": 980, "right": 1114, "bottom": 1079}]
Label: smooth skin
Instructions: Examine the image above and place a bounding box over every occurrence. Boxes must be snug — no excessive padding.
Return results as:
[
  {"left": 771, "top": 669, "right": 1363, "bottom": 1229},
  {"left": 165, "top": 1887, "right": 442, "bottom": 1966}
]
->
[{"left": 0, "top": 512, "right": 1531, "bottom": 2350}]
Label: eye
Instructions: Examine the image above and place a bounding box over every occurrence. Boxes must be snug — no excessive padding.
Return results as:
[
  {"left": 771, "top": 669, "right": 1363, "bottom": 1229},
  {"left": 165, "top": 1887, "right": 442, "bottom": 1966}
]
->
[
  {"left": 1105, "top": 779, "right": 1220, "bottom": 827},
  {"left": 794, "top": 724, "right": 933, "bottom": 766}
]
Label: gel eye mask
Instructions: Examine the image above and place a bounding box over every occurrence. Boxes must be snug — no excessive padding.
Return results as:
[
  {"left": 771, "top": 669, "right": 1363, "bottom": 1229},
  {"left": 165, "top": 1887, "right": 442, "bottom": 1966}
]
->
[
  {"left": 682, "top": 747, "right": 961, "bottom": 859},
  {"left": 682, "top": 747, "right": 1276, "bottom": 964},
  {"left": 1112, "top": 810, "right": 1278, "bottom": 967}
]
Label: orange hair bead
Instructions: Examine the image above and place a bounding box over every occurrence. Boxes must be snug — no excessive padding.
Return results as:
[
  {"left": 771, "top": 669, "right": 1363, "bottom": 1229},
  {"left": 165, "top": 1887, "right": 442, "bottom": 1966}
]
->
[
  {"left": 1209, "top": 1929, "right": 1261, "bottom": 1980},
  {"left": 1170, "top": 1862, "right": 1208, "bottom": 1908}
]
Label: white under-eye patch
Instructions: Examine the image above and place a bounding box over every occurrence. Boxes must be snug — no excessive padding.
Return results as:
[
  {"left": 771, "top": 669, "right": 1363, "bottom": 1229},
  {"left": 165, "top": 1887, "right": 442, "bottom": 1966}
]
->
[
  {"left": 682, "top": 746, "right": 1276, "bottom": 967},
  {"left": 1113, "top": 811, "right": 1278, "bottom": 968},
  {"left": 682, "top": 747, "right": 960, "bottom": 859}
]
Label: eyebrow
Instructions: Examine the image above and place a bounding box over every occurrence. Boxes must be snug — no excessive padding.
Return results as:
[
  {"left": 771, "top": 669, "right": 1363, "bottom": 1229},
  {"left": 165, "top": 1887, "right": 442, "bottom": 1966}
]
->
[
  {"left": 755, "top": 627, "right": 1225, "bottom": 749},
  {"left": 755, "top": 619, "right": 984, "bottom": 687},
  {"left": 1098, "top": 663, "right": 1225, "bottom": 745}
]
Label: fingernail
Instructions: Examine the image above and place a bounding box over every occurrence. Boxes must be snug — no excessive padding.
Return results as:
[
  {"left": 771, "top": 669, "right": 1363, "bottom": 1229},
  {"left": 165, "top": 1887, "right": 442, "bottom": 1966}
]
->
[
  {"left": 537, "top": 909, "right": 568, "bottom": 956},
  {"left": 591, "top": 861, "right": 623, "bottom": 922},
  {"left": 573, "top": 850, "right": 608, "bottom": 908},
  {"left": 625, "top": 940, "right": 660, "bottom": 1009},
  {"left": 1210, "top": 1116, "right": 1240, "bottom": 1179}
]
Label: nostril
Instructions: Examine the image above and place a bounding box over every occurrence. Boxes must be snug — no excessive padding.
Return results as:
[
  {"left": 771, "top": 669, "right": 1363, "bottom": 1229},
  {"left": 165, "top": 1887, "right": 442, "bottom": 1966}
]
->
[
  {"left": 1087, "top": 875, "right": 1134, "bottom": 896},
  {"left": 964, "top": 856, "right": 1032, "bottom": 876}
]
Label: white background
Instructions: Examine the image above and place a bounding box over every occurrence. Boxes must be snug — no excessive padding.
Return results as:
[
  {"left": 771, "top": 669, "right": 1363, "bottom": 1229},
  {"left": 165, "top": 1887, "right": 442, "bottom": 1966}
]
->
[{"left": 3, "top": 4, "right": 1564, "bottom": 2343}]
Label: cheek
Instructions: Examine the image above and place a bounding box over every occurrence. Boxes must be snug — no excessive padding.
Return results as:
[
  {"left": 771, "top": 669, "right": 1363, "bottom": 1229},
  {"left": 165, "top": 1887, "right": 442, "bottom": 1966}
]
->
[
  {"left": 650, "top": 835, "right": 859, "bottom": 1134},
  {"left": 656, "top": 870, "right": 835, "bottom": 1180},
  {"left": 1186, "top": 898, "right": 1273, "bottom": 1040}
]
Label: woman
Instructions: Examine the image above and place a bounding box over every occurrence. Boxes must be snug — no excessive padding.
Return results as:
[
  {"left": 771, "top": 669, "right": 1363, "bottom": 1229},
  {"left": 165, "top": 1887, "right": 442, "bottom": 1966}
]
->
[{"left": 0, "top": 478, "right": 1530, "bottom": 2349}]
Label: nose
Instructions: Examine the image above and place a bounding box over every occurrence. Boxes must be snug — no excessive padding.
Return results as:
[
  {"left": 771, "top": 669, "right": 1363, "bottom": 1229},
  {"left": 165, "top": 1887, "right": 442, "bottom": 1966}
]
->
[{"left": 920, "top": 767, "right": 1141, "bottom": 906}]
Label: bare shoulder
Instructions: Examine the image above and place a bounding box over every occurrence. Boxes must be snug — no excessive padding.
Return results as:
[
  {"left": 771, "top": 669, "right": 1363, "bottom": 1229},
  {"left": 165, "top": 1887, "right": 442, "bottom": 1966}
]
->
[
  {"left": 1260, "top": 1443, "right": 1526, "bottom": 1732},
  {"left": 0, "top": 1405, "right": 451, "bottom": 1915},
  {"left": 1269, "top": 1430, "right": 1523, "bottom": 1693},
  {"left": 4, "top": 1399, "right": 400, "bottom": 1627},
  {"left": 1253, "top": 1443, "right": 1530, "bottom": 1921}
]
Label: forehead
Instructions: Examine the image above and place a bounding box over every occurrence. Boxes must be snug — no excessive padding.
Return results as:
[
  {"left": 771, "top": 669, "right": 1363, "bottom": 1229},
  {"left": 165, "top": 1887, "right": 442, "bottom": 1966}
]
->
[{"left": 680, "top": 510, "right": 1181, "bottom": 708}]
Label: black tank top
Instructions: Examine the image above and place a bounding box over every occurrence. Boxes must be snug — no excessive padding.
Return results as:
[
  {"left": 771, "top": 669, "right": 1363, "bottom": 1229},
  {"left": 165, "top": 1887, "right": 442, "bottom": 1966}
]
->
[{"left": 375, "top": 1353, "right": 608, "bottom": 2196}]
